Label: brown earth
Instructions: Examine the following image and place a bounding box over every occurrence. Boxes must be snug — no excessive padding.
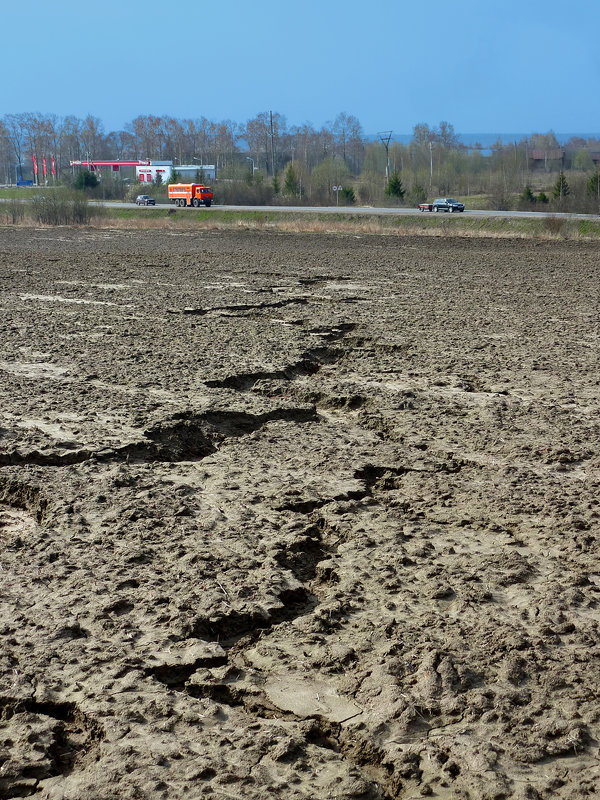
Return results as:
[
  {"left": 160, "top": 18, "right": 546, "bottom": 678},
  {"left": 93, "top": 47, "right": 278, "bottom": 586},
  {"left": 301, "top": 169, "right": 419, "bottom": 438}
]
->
[{"left": 0, "top": 226, "right": 599, "bottom": 800}]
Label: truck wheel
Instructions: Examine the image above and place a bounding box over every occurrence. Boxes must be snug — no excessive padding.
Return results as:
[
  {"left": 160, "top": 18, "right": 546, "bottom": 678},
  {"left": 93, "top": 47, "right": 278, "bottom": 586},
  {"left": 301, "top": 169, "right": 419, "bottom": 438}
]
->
[
  {"left": 179, "top": 199, "right": 185, "bottom": 207},
  {"left": 193, "top": 198, "right": 200, "bottom": 207}
]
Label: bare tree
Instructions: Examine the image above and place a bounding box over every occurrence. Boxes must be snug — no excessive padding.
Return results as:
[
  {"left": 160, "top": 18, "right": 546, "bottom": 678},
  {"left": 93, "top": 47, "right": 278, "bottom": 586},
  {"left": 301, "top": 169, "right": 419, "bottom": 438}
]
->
[
  {"left": 412, "top": 123, "right": 435, "bottom": 146},
  {"left": 245, "top": 112, "right": 286, "bottom": 174},
  {"left": 214, "top": 120, "right": 240, "bottom": 170},
  {"left": 3, "top": 113, "right": 28, "bottom": 179},
  {"left": 127, "top": 115, "right": 162, "bottom": 159},
  {"left": 58, "top": 115, "right": 83, "bottom": 172},
  {"left": 331, "top": 112, "right": 364, "bottom": 171},
  {"left": 437, "top": 121, "right": 459, "bottom": 148},
  {"left": 80, "top": 115, "right": 106, "bottom": 159},
  {"left": 0, "top": 119, "right": 15, "bottom": 183}
]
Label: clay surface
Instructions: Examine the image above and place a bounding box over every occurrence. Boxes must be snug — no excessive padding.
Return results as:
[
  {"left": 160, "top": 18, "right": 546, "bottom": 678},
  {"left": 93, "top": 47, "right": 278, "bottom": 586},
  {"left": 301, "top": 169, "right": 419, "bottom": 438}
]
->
[{"left": 0, "top": 227, "right": 599, "bottom": 799}]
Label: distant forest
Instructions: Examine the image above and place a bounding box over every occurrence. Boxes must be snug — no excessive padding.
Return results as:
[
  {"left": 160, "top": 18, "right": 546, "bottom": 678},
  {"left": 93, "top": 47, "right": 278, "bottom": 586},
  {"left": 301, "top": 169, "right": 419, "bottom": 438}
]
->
[{"left": 2, "top": 111, "right": 599, "bottom": 211}]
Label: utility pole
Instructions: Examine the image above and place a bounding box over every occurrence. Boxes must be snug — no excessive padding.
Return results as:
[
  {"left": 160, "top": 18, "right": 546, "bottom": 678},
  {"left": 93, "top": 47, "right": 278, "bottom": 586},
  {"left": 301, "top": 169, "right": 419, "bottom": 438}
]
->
[
  {"left": 269, "top": 110, "right": 275, "bottom": 176},
  {"left": 378, "top": 131, "right": 392, "bottom": 183},
  {"left": 429, "top": 141, "right": 433, "bottom": 191}
]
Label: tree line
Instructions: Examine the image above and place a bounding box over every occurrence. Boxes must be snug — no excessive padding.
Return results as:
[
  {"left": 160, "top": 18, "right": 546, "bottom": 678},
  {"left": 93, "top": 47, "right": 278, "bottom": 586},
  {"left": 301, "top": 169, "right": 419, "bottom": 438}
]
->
[{"left": 1, "top": 111, "right": 599, "bottom": 211}]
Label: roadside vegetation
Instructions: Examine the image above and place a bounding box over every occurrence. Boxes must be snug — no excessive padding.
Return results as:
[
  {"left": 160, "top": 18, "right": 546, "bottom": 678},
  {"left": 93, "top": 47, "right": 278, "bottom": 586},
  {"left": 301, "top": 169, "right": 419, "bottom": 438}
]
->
[
  {"left": 2, "top": 194, "right": 599, "bottom": 240},
  {"left": 0, "top": 188, "right": 103, "bottom": 225},
  {"left": 1, "top": 112, "right": 600, "bottom": 214}
]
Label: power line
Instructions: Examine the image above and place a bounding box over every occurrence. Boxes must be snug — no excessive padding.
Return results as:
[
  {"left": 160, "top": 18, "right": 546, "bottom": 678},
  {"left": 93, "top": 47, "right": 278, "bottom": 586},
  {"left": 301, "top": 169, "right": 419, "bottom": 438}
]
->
[{"left": 378, "top": 131, "right": 392, "bottom": 182}]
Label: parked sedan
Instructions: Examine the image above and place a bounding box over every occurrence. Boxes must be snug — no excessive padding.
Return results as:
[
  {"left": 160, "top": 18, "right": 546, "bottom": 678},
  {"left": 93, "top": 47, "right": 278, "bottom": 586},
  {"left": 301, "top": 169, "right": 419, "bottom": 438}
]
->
[{"left": 135, "top": 195, "right": 156, "bottom": 206}]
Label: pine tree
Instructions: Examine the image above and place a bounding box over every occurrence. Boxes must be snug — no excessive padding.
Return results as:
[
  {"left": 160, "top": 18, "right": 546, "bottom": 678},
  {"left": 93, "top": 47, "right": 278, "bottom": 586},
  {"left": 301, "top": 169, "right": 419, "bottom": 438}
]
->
[
  {"left": 385, "top": 171, "right": 404, "bottom": 200},
  {"left": 74, "top": 169, "right": 99, "bottom": 190},
  {"left": 586, "top": 170, "right": 600, "bottom": 199},
  {"left": 283, "top": 164, "right": 298, "bottom": 196},
  {"left": 341, "top": 187, "right": 356, "bottom": 205},
  {"left": 553, "top": 171, "right": 570, "bottom": 200},
  {"left": 521, "top": 185, "right": 535, "bottom": 204}
]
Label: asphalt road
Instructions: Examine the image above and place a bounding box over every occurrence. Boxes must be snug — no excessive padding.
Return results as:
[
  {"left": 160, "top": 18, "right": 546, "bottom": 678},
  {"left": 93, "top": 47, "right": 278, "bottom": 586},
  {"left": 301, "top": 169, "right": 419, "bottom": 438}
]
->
[
  {"left": 2, "top": 194, "right": 597, "bottom": 219},
  {"left": 107, "top": 201, "right": 599, "bottom": 220}
]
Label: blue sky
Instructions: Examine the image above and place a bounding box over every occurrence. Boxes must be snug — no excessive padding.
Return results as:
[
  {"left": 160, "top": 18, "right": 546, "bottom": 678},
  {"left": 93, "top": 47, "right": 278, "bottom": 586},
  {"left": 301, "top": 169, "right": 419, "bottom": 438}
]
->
[{"left": 3, "top": 0, "right": 599, "bottom": 135}]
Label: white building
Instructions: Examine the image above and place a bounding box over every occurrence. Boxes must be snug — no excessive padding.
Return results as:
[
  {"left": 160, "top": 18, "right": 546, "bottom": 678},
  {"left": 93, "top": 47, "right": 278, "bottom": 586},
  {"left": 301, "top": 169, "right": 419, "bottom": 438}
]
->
[{"left": 136, "top": 161, "right": 216, "bottom": 184}]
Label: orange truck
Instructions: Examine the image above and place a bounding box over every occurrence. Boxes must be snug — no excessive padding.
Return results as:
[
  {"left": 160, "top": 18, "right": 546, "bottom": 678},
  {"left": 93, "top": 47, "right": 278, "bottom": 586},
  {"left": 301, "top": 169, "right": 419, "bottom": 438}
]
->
[{"left": 168, "top": 183, "right": 213, "bottom": 208}]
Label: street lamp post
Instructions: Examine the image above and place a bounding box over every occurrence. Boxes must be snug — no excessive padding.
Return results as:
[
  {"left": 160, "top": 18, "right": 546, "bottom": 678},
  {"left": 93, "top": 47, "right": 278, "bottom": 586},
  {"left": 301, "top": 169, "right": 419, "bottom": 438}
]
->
[
  {"left": 246, "top": 156, "right": 256, "bottom": 175},
  {"left": 191, "top": 156, "right": 205, "bottom": 182}
]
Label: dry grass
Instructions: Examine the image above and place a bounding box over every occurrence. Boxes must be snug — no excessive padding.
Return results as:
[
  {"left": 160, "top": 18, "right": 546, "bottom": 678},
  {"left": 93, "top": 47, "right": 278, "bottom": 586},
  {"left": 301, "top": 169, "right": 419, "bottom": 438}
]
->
[
  {"left": 3, "top": 206, "right": 600, "bottom": 241},
  {"left": 89, "top": 213, "right": 600, "bottom": 241}
]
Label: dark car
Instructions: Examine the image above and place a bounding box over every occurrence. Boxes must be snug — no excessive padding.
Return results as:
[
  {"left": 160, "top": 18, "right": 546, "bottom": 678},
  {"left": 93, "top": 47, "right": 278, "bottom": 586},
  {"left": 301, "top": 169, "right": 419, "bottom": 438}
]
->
[
  {"left": 432, "top": 198, "right": 465, "bottom": 212},
  {"left": 135, "top": 195, "right": 156, "bottom": 206}
]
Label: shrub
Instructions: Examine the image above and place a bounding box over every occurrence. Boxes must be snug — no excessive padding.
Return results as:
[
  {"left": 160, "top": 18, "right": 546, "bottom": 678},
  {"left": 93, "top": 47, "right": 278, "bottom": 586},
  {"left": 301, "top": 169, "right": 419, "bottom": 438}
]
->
[
  {"left": 74, "top": 169, "right": 99, "bottom": 190},
  {"left": 537, "top": 191, "right": 549, "bottom": 204},
  {"left": 408, "top": 183, "right": 427, "bottom": 204},
  {"left": 28, "top": 189, "right": 96, "bottom": 225},
  {"left": 341, "top": 187, "right": 356, "bottom": 205},
  {"left": 3, "top": 198, "right": 25, "bottom": 224},
  {"left": 543, "top": 216, "right": 565, "bottom": 235},
  {"left": 213, "top": 180, "right": 274, "bottom": 206},
  {"left": 126, "top": 183, "right": 168, "bottom": 204},
  {"left": 126, "top": 184, "right": 142, "bottom": 203},
  {"left": 488, "top": 187, "right": 512, "bottom": 211}
]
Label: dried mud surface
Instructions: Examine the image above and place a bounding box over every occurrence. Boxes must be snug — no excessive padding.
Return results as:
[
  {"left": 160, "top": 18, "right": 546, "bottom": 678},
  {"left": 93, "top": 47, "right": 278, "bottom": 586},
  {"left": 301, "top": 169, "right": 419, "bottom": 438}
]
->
[{"left": 0, "top": 227, "right": 599, "bottom": 800}]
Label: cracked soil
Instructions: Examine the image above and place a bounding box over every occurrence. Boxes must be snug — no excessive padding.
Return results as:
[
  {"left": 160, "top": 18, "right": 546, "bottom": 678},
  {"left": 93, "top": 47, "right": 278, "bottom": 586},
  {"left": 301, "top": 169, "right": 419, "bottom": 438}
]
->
[{"left": 0, "top": 227, "right": 599, "bottom": 799}]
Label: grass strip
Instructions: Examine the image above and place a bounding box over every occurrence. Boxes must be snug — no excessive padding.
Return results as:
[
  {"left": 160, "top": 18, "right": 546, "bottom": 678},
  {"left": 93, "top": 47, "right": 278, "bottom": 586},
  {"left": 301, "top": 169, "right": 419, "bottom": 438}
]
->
[{"left": 98, "top": 206, "right": 600, "bottom": 240}]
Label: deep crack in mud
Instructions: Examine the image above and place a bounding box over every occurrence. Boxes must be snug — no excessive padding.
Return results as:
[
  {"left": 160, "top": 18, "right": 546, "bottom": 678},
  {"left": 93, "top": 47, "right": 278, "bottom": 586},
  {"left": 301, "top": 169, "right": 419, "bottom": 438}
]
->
[{"left": 1, "top": 228, "right": 599, "bottom": 799}]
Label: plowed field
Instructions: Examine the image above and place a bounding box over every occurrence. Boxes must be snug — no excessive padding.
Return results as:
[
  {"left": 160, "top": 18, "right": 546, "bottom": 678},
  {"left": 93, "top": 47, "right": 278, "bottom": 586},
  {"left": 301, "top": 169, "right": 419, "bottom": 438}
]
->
[{"left": 1, "top": 227, "right": 599, "bottom": 800}]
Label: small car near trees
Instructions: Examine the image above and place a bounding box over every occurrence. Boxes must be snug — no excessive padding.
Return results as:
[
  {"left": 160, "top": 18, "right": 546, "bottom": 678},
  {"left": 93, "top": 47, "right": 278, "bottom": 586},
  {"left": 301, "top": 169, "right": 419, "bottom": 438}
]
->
[{"left": 135, "top": 195, "right": 156, "bottom": 206}]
